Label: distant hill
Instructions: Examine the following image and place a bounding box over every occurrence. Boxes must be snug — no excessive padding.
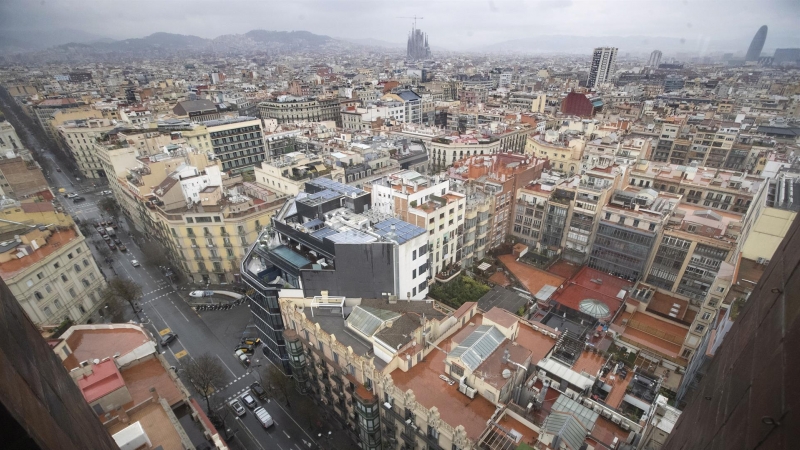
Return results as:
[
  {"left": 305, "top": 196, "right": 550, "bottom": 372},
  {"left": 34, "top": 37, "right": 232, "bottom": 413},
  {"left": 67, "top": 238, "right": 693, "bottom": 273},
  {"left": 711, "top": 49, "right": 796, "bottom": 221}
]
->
[
  {"left": 0, "top": 28, "right": 113, "bottom": 52},
  {"left": 10, "top": 30, "right": 339, "bottom": 57}
]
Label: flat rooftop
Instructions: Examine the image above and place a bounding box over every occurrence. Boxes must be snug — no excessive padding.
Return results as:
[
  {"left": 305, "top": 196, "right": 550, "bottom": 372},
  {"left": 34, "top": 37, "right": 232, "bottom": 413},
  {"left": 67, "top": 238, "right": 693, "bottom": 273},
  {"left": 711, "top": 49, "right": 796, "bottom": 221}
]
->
[
  {"left": 107, "top": 402, "right": 184, "bottom": 450},
  {"left": 391, "top": 314, "right": 497, "bottom": 441},
  {"left": 63, "top": 326, "right": 152, "bottom": 370},
  {"left": 477, "top": 286, "right": 528, "bottom": 315},
  {"left": 498, "top": 254, "right": 565, "bottom": 296}
]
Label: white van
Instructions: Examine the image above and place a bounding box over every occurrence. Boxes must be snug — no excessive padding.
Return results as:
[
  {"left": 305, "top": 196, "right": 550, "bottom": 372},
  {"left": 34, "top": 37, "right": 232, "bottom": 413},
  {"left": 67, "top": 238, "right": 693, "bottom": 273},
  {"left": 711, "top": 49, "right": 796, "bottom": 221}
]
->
[{"left": 254, "top": 407, "right": 274, "bottom": 428}]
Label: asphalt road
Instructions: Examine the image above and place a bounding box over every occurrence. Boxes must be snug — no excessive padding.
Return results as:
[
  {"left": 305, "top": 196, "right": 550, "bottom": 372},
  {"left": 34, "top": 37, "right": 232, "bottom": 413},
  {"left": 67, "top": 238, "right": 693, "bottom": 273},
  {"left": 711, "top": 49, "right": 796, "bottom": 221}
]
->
[{"left": 2, "top": 109, "right": 324, "bottom": 450}]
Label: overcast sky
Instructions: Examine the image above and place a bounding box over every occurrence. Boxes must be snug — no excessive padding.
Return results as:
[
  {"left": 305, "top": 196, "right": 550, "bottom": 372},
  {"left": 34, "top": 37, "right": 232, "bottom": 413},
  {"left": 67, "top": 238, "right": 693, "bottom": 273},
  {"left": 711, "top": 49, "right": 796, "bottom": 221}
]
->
[{"left": 1, "top": 0, "right": 798, "bottom": 52}]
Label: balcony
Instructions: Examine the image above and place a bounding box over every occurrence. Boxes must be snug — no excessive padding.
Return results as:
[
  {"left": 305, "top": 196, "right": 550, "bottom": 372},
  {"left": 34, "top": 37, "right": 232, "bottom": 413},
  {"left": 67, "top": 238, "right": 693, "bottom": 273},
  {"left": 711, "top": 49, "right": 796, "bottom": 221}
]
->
[
  {"left": 434, "top": 264, "right": 461, "bottom": 283},
  {"left": 223, "top": 241, "right": 233, "bottom": 248}
]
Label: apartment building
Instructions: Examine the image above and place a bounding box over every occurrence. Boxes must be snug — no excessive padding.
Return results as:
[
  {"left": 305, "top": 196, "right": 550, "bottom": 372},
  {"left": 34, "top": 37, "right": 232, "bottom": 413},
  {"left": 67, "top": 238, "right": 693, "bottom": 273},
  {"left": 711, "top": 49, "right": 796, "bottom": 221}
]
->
[
  {"left": 588, "top": 186, "right": 681, "bottom": 281},
  {"left": 172, "top": 99, "right": 220, "bottom": 122},
  {"left": 58, "top": 118, "right": 116, "bottom": 179},
  {"left": 258, "top": 95, "right": 341, "bottom": 125},
  {"left": 241, "top": 178, "right": 432, "bottom": 370},
  {"left": 254, "top": 151, "right": 344, "bottom": 197},
  {"left": 628, "top": 161, "right": 766, "bottom": 214},
  {"left": 448, "top": 153, "right": 549, "bottom": 259},
  {"left": 511, "top": 165, "right": 619, "bottom": 263},
  {"left": 0, "top": 156, "right": 49, "bottom": 199},
  {"left": 278, "top": 291, "right": 656, "bottom": 450},
  {"left": 0, "top": 203, "right": 105, "bottom": 328},
  {"left": 740, "top": 167, "right": 800, "bottom": 261},
  {"left": 368, "top": 170, "right": 465, "bottom": 278},
  {"left": 428, "top": 136, "right": 501, "bottom": 172},
  {"left": 205, "top": 116, "right": 265, "bottom": 174},
  {"left": 0, "top": 117, "right": 22, "bottom": 153},
  {"left": 525, "top": 133, "right": 586, "bottom": 175},
  {"left": 54, "top": 324, "right": 224, "bottom": 449},
  {"left": 508, "top": 92, "right": 547, "bottom": 113},
  {"left": 382, "top": 90, "right": 422, "bottom": 124},
  {"left": 33, "top": 97, "right": 81, "bottom": 139}
]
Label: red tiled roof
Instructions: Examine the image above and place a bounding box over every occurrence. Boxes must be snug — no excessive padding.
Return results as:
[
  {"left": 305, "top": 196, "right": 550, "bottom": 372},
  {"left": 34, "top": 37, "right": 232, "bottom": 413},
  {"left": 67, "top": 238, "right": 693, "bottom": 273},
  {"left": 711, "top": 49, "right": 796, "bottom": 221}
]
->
[
  {"left": 77, "top": 359, "right": 125, "bottom": 403},
  {"left": 20, "top": 202, "right": 55, "bottom": 213}
]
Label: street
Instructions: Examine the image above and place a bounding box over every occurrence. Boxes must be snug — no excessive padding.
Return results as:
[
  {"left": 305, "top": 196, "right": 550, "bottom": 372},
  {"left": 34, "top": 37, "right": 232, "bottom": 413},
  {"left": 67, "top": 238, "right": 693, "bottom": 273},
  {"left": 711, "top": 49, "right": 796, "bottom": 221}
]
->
[{"left": 0, "top": 98, "right": 348, "bottom": 450}]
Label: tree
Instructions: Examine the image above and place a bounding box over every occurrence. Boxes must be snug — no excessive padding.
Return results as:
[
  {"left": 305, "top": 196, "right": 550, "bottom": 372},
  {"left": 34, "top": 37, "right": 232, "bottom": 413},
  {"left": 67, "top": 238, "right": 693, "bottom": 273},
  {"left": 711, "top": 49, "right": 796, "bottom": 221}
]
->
[
  {"left": 99, "top": 277, "right": 142, "bottom": 316},
  {"left": 263, "top": 364, "right": 293, "bottom": 408},
  {"left": 140, "top": 241, "right": 170, "bottom": 267},
  {"left": 101, "top": 291, "right": 126, "bottom": 323},
  {"left": 76, "top": 219, "right": 94, "bottom": 238},
  {"left": 97, "top": 196, "right": 121, "bottom": 221},
  {"left": 183, "top": 353, "right": 229, "bottom": 412}
]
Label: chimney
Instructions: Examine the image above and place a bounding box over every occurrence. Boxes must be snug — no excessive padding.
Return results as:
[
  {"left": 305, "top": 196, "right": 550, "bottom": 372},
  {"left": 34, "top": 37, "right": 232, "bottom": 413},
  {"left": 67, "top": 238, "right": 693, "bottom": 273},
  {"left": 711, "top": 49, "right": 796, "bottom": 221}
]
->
[
  {"left": 117, "top": 406, "right": 129, "bottom": 424},
  {"left": 149, "top": 387, "right": 159, "bottom": 403}
]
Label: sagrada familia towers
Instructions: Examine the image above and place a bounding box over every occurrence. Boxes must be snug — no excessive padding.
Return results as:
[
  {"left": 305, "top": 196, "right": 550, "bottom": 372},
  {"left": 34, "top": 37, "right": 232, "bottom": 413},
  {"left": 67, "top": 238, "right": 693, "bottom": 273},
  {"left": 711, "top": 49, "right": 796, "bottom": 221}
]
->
[{"left": 406, "top": 25, "right": 431, "bottom": 60}]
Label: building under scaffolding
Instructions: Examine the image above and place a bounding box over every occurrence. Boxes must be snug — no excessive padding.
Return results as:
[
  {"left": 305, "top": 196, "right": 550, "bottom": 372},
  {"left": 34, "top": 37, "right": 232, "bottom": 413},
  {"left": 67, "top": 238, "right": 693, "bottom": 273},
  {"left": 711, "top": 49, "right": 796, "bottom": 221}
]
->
[{"left": 407, "top": 25, "right": 431, "bottom": 60}]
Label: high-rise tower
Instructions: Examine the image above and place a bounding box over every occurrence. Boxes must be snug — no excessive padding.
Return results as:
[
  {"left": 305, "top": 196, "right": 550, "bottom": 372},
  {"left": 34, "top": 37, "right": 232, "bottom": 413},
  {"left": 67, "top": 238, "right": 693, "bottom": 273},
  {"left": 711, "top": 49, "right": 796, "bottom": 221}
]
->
[
  {"left": 648, "top": 49, "right": 663, "bottom": 68},
  {"left": 587, "top": 47, "right": 618, "bottom": 88},
  {"left": 406, "top": 24, "right": 431, "bottom": 60},
  {"left": 745, "top": 25, "right": 768, "bottom": 61}
]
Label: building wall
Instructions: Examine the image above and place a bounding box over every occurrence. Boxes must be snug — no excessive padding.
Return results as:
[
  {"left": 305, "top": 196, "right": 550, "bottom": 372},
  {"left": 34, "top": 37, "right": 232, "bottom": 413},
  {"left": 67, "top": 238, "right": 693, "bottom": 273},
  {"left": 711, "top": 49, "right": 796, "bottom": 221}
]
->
[
  {"left": 0, "top": 120, "right": 23, "bottom": 154},
  {"left": 740, "top": 207, "right": 797, "bottom": 261},
  {"left": 5, "top": 233, "right": 105, "bottom": 327},
  {"left": 0, "top": 277, "right": 120, "bottom": 450},
  {"left": 661, "top": 211, "right": 800, "bottom": 450},
  {"left": 207, "top": 119, "right": 265, "bottom": 173}
]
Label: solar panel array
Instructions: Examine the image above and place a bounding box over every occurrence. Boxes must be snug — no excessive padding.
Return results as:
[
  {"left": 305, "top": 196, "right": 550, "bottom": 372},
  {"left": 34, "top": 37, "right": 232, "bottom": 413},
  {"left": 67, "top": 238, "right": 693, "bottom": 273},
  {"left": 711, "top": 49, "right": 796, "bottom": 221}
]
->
[
  {"left": 326, "top": 229, "right": 377, "bottom": 244},
  {"left": 373, "top": 217, "right": 426, "bottom": 244},
  {"left": 300, "top": 189, "right": 341, "bottom": 206},
  {"left": 448, "top": 325, "right": 506, "bottom": 371},
  {"left": 307, "top": 177, "right": 367, "bottom": 197}
]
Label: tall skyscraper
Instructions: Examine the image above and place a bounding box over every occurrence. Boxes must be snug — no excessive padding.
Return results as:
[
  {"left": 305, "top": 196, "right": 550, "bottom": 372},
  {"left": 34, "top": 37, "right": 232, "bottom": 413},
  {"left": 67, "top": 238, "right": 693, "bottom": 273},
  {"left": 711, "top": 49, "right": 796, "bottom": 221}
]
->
[
  {"left": 745, "top": 25, "right": 768, "bottom": 61},
  {"left": 587, "top": 47, "right": 618, "bottom": 88},
  {"left": 648, "top": 49, "right": 663, "bottom": 68},
  {"left": 406, "top": 24, "right": 431, "bottom": 60}
]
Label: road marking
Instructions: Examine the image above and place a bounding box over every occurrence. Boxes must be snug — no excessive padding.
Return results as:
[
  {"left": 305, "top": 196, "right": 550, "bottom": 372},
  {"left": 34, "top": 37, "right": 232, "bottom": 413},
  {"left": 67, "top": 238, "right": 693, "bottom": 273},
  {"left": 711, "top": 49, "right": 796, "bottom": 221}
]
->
[
  {"left": 283, "top": 430, "right": 291, "bottom": 439},
  {"left": 217, "top": 355, "right": 237, "bottom": 377},
  {"left": 159, "top": 327, "right": 171, "bottom": 336},
  {"left": 174, "top": 350, "right": 189, "bottom": 359},
  {"left": 260, "top": 358, "right": 318, "bottom": 443},
  {"left": 236, "top": 417, "right": 266, "bottom": 450}
]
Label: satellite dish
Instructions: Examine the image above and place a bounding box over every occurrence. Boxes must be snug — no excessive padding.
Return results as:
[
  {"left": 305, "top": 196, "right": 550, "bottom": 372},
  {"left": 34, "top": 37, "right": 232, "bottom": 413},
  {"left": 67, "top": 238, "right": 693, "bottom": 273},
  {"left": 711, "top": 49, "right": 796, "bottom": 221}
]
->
[
  {"left": 502, "top": 369, "right": 512, "bottom": 379},
  {"left": 93, "top": 359, "right": 100, "bottom": 365}
]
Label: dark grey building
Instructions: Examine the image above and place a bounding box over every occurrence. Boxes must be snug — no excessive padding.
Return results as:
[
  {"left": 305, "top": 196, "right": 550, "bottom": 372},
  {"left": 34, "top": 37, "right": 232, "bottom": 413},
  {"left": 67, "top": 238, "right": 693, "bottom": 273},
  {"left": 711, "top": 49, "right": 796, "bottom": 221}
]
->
[
  {"left": 173, "top": 99, "right": 220, "bottom": 122},
  {"left": 242, "top": 177, "right": 430, "bottom": 372},
  {"left": 205, "top": 116, "right": 265, "bottom": 174},
  {"left": 745, "top": 25, "right": 768, "bottom": 61}
]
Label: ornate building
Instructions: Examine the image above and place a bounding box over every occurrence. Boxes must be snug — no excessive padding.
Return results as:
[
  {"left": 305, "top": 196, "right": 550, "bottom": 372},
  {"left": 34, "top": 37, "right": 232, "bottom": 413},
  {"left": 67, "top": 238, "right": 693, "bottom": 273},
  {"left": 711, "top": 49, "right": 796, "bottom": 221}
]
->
[{"left": 407, "top": 25, "right": 431, "bottom": 61}]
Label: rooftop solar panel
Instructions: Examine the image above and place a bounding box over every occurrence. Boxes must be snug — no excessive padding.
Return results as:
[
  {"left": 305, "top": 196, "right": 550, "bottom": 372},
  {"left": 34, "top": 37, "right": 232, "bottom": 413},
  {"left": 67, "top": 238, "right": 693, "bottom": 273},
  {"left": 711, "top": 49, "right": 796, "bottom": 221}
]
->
[{"left": 372, "top": 217, "right": 426, "bottom": 244}]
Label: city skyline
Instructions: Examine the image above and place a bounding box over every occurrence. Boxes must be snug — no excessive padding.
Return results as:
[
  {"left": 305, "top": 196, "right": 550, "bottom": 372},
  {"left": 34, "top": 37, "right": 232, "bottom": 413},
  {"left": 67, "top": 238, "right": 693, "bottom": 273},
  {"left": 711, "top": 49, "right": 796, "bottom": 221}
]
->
[{"left": 1, "top": 0, "right": 799, "bottom": 54}]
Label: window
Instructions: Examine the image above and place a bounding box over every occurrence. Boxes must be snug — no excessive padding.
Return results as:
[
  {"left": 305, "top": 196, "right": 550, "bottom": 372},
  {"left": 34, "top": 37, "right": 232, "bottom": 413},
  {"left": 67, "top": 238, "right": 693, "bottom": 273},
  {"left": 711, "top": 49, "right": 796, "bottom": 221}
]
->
[
  {"left": 45, "top": 284, "right": 51, "bottom": 293},
  {"left": 54, "top": 262, "right": 60, "bottom": 269},
  {"left": 34, "top": 291, "right": 43, "bottom": 300},
  {"left": 69, "top": 288, "right": 76, "bottom": 297},
  {"left": 61, "top": 274, "right": 68, "bottom": 282},
  {"left": 694, "top": 324, "right": 706, "bottom": 334},
  {"left": 37, "top": 272, "right": 44, "bottom": 280},
  {"left": 43, "top": 307, "right": 53, "bottom": 318},
  {"left": 412, "top": 250, "right": 416, "bottom": 260},
  {"left": 649, "top": 223, "right": 656, "bottom": 231},
  {"left": 83, "top": 259, "right": 90, "bottom": 267},
  {"left": 74, "top": 264, "right": 81, "bottom": 272},
  {"left": 701, "top": 312, "right": 712, "bottom": 321},
  {"left": 412, "top": 269, "right": 416, "bottom": 278},
  {"left": 450, "top": 364, "right": 464, "bottom": 378},
  {"left": 54, "top": 299, "right": 62, "bottom": 310},
  {"left": 67, "top": 253, "right": 74, "bottom": 259}
]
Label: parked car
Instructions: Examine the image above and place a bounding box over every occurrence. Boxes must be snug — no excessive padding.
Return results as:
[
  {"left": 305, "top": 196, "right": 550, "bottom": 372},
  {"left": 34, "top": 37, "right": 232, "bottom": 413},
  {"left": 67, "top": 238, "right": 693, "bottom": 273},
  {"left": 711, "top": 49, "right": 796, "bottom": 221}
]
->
[
  {"left": 235, "top": 349, "right": 250, "bottom": 367},
  {"left": 72, "top": 197, "right": 86, "bottom": 203},
  {"left": 241, "top": 337, "right": 261, "bottom": 347},
  {"left": 254, "top": 407, "right": 274, "bottom": 428},
  {"left": 250, "top": 382, "right": 267, "bottom": 401},
  {"left": 66, "top": 193, "right": 78, "bottom": 198},
  {"left": 113, "top": 238, "right": 122, "bottom": 245},
  {"left": 96, "top": 227, "right": 106, "bottom": 235},
  {"left": 240, "top": 393, "right": 257, "bottom": 410},
  {"left": 235, "top": 344, "right": 254, "bottom": 355},
  {"left": 56, "top": 167, "right": 61, "bottom": 172},
  {"left": 100, "top": 190, "right": 112, "bottom": 195},
  {"left": 160, "top": 333, "right": 178, "bottom": 346},
  {"left": 103, "top": 235, "right": 111, "bottom": 242},
  {"left": 229, "top": 399, "right": 246, "bottom": 417},
  {"left": 108, "top": 242, "right": 116, "bottom": 250},
  {"left": 118, "top": 244, "right": 127, "bottom": 252},
  {"left": 189, "top": 290, "right": 214, "bottom": 298},
  {"left": 130, "top": 259, "right": 140, "bottom": 267}
]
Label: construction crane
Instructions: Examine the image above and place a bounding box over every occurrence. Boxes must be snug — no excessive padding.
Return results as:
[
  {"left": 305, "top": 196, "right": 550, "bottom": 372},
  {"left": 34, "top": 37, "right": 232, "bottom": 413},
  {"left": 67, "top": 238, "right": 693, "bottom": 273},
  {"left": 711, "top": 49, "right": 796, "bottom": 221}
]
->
[{"left": 397, "top": 16, "right": 424, "bottom": 29}]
